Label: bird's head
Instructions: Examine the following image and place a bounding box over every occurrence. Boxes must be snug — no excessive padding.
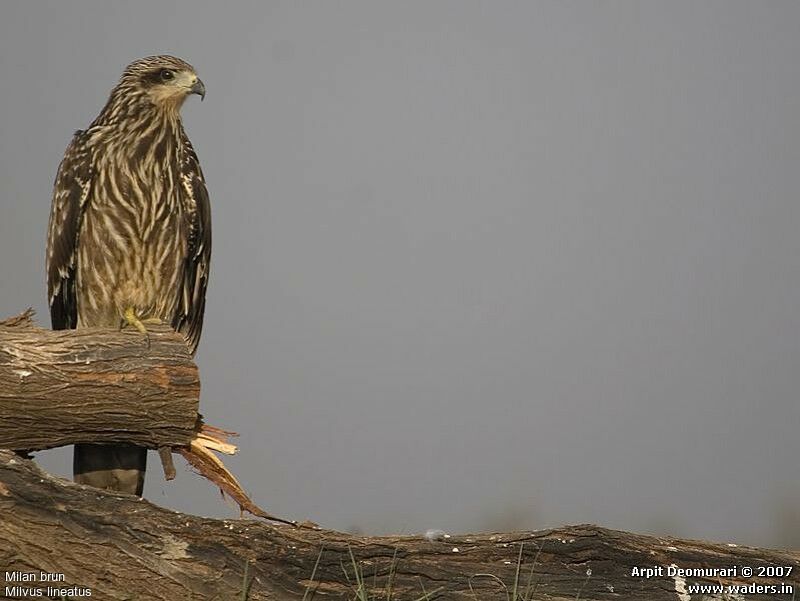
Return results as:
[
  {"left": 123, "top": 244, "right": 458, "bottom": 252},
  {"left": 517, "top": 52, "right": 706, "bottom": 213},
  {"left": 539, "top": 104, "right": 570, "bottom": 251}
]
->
[{"left": 116, "top": 55, "right": 205, "bottom": 113}]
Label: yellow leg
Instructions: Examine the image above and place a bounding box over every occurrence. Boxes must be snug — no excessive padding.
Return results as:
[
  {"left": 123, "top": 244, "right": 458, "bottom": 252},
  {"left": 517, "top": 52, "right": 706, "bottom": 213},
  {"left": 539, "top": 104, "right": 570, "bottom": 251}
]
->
[
  {"left": 123, "top": 307, "right": 148, "bottom": 334},
  {"left": 123, "top": 307, "right": 150, "bottom": 348}
]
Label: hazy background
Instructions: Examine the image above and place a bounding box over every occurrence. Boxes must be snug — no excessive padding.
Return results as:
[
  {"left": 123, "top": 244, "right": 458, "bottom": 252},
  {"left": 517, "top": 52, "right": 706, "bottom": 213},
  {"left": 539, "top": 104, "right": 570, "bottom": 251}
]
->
[{"left": 1, "top": 1, "right": 798, "bottom": 549}]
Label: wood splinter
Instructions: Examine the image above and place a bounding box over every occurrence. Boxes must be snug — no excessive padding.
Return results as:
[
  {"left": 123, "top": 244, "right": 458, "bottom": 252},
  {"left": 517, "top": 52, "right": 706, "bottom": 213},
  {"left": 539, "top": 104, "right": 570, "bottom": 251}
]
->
[
  {"left": 177, "top": 424, "right": 296, "bottom": 527},
  {"left": 158, "top": 446, "right": 176, "bottom": 480}
]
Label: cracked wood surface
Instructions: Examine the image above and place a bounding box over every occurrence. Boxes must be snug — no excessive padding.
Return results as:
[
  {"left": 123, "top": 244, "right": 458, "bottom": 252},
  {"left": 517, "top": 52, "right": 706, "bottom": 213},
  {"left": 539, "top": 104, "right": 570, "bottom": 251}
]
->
[
  {"left": 0, "top": 310, "right": 199, "bottom": 450},
  {"left": 1, "top": 451, "right": 798, "bottom": 600}
]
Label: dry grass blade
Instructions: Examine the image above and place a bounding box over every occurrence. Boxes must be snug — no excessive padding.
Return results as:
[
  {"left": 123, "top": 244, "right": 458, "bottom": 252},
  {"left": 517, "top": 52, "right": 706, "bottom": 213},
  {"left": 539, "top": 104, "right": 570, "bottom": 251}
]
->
[
  {"left": 347, "top": 545, "right": 369, "bottom": 601},
  {"left": 240, "top": 559, "right": 253, "bottom": 601},
  {"left": 469, "top": 573, "right": 509, "bottom": 601},
  {"left": 301, "top": 547, "right": 325, "bottom": 601}
]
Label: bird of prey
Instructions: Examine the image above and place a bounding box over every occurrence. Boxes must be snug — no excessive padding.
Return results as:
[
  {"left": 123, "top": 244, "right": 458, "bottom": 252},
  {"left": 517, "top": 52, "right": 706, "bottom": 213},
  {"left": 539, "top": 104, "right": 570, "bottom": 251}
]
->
[{"left": 46, "top": 56, "right": 211, "bottom": 495}]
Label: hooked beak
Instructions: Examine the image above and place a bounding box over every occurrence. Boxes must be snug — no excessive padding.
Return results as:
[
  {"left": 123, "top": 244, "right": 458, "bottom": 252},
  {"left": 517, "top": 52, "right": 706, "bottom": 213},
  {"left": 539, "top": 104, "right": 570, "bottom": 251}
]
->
[{"left": 190, "top": 78, "right": 206, "bottom": 101}]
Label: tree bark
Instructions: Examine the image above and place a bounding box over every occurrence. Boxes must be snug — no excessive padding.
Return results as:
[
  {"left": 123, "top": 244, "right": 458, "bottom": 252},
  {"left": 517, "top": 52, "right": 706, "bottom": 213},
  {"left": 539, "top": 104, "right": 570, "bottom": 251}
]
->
[
  {"left": 1, "top": 452, "right": 798, "bottom": 601},
  {"left": 0, "top": 311, "right": 199, "bottom": 451},
  {"left": 0, "top": 310, "right": 287, "bottom": 524}
]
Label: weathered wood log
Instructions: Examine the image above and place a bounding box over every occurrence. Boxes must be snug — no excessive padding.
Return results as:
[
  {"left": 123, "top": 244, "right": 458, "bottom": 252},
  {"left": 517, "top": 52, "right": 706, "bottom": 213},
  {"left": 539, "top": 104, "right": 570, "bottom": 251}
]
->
[
  {"left": 1, "top": 451, "right": 798, "bottom": 601},
  {"left": 0, "top": 310, "right": 199, "bottom": 451},
  {"left": 0, "top": 311, "right": 291, "bottom": 523}
]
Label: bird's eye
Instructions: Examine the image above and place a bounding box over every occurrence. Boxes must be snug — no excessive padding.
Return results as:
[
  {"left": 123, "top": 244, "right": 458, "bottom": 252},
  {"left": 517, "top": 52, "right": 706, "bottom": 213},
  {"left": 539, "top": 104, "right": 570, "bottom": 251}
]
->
[{"left": 160, "top": 69, "right": 174, "bottom": 81}]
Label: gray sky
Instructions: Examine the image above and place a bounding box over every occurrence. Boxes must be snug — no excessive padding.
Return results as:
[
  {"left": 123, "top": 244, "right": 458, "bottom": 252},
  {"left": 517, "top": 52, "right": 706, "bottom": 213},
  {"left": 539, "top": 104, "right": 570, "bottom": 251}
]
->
[{"left": 1, "top": 1, "right": 799, "bottom": 548}]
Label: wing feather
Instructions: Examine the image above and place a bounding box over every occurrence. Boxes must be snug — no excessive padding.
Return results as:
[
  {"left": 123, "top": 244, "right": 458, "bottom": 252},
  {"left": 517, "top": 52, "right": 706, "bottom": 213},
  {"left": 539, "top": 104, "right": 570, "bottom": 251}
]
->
[
  {"left": 46, "top": 131, "right": 93, "bottom": 330},
  {"left": 173, "top": 135, "right": 211, "bottom": 356}
]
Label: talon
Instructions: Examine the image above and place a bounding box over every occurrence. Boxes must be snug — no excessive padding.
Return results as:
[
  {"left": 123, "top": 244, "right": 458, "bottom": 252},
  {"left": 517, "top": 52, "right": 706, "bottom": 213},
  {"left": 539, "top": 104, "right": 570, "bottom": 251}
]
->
[{"left": 123, "top": 307, "right": 151, "bottom": 348}]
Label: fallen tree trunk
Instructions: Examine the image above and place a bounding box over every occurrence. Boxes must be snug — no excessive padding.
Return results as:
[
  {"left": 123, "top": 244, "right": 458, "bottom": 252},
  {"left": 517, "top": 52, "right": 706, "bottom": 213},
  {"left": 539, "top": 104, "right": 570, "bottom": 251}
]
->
[
  {"left": 1, "top": 451, "right": 798, "bottom": 600},
  {"left": 0, "top": 310, "right": 199, "bottom": 451}
]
